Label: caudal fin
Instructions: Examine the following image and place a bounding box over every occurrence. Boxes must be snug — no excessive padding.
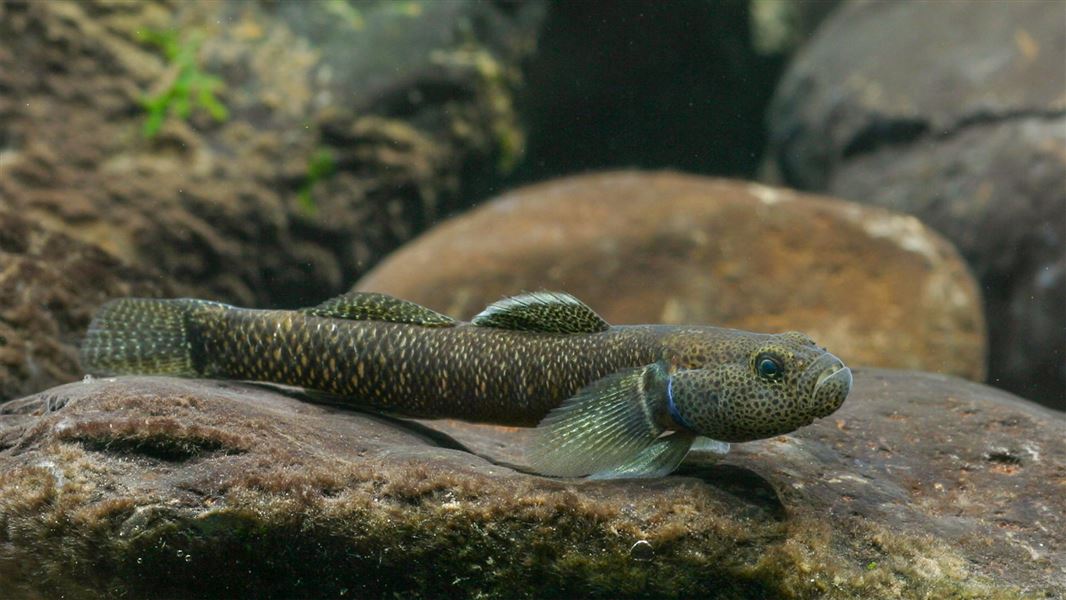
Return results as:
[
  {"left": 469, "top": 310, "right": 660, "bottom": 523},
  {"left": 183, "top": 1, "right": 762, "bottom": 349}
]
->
[{"left": 80, "top": 298, "right": 214, "bottom": 376}]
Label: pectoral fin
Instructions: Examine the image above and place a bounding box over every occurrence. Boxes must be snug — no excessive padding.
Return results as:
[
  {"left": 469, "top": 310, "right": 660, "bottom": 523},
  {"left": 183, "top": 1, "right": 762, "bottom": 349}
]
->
[
  {"left": 587, "top": 433, "right": 695, "bottom": 480},
  {"left": 527, "top": 362, "right": 671, "bottom": 477}
]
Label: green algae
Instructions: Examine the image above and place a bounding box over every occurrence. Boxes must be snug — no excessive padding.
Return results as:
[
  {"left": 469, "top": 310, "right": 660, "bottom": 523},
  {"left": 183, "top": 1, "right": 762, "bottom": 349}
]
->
[
  {"left": 296, "top": 148, "right": 336, "bottom": 217},
  {"left": 137, "top": 29, "right": 228, "bottom": 139},
  {"left": 323, "top": 0, "right": 366, "bottom": 31}
]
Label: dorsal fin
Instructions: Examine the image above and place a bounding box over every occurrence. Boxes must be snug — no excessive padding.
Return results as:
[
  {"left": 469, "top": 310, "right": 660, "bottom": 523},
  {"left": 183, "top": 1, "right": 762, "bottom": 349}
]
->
[
  {"left": 300, "top": 292, "right": 456, "bottom": 327},
  {"left": 471, "top": 292, "right": 610, "bottom": 334}
]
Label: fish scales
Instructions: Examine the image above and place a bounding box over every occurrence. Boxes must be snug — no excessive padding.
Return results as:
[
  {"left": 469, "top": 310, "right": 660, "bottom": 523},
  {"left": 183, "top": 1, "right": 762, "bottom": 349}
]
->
[{"left": 191, "top": 307, "right": 661, "bottom": 425}]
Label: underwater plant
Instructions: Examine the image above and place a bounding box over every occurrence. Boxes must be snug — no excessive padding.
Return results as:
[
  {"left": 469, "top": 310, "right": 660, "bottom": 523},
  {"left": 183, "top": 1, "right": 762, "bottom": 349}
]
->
[
  {"left": 138, "top": 28, "right": 229, "bottom": 138},
  {"left": 297, "top": 148, "right": 336, "bottom": 216}
]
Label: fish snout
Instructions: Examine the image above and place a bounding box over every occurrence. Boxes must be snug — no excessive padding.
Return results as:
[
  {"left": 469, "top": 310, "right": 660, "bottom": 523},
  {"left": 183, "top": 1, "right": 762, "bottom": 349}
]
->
[{"left": 805, "top": 353, "right": 852, "bottom": 418}]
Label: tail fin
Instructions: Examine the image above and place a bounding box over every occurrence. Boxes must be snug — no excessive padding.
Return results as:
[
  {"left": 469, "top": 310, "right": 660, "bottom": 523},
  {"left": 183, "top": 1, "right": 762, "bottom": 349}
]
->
[{"left": 80, "top": 298, "right": 217, "bottom": 376}]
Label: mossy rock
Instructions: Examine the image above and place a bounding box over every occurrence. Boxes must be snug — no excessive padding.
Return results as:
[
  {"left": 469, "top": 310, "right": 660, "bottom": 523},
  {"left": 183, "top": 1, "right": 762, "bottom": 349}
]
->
[
  {"left": 1, "top": 370, "right": 1062, "bottom": 598},
  {"left": 0, "top": 210, "right": 183, "bottom": 402},
  {"left": 0, "top": 0, "right": 545, "bottom": 402},
  {"left": 0, "top": 0, "right": 545, "bottom": 312}
]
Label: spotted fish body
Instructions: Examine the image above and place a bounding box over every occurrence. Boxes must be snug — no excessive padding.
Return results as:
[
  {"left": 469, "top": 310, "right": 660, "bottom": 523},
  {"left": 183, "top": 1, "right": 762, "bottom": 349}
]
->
[{"left": 81, "top": 292, "right": 853, "bottom": 478}]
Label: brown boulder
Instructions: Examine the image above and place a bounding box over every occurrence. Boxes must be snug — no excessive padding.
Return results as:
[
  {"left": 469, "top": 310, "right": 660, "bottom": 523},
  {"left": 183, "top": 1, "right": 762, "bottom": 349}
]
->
[
  {"left": 763, "top": 0, "right": 1066, "bottom": 407},
  {"left": 356, "top": 171, "right": 987, "bottom": 381},
  {"left": 0, "top": 370, "right": 1061, "bottom": 597}
]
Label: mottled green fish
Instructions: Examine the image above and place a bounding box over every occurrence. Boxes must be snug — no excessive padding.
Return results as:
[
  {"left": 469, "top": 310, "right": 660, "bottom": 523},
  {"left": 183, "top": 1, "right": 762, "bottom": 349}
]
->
[{"left": 80, "top": 291, "right": 852, "bottom": 478}]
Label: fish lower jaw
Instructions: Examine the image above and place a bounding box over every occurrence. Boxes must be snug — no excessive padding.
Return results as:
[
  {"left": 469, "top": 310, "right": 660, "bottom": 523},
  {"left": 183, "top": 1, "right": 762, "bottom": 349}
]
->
[{"left": 812, "top": 366, "right": 853, "bottom": 418}]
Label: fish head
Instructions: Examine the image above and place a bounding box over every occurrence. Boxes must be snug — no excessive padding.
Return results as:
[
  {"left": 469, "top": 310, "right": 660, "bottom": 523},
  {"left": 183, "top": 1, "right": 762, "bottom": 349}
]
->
[{"left": 665, "top": 329, "right": 852, "bottom": 442}]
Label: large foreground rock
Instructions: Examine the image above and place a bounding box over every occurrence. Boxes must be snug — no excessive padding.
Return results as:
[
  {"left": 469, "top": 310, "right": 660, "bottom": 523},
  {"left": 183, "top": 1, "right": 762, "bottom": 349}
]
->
[
  {"left": 356, "top": 171, "right": 987, "bottom": 381},
  {"left": 1, "top": 371, "right": 1062, "bottom": 598},
  {"left": 763, "top": 0, "right": 1065, "bottom": 408}
]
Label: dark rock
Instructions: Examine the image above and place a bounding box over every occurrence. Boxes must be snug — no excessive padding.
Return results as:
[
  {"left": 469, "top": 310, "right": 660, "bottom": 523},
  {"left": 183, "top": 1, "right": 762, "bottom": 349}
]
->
[
  {"left": 764, "top": 0, "right": 1066, "bottom": 408},
  {"left": 826, "top": 117, "right": 1066, "bottom": 408},
  {"left": 0, "top": 210, "right": 181, "bottom": 402},
  {"left": 1, "top": 371, "right": 1061, "bottom": 598},
  {"left": 0, "top": 0, "right": 545, "bottom": 308},
  {"left": 356, "top": 171, "right": 988, "bottom": 382}
]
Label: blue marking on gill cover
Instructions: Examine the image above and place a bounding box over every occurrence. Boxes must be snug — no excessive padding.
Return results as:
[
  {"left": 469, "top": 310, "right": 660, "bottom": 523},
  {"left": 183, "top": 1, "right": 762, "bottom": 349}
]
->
[{"left": 666, "top": 377, "right": 696, "bottom": 432}]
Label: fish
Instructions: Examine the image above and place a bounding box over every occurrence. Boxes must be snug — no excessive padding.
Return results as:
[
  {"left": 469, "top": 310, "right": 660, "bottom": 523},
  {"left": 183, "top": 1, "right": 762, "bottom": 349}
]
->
[{"left": 80, "top": 291, "right": 852, "bottom": 478}]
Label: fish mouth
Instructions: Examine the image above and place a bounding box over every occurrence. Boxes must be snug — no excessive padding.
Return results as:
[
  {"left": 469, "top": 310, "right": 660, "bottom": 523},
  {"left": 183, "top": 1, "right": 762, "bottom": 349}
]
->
[{"left": 806, "top": 353, "right": 853, "bottom": 418}]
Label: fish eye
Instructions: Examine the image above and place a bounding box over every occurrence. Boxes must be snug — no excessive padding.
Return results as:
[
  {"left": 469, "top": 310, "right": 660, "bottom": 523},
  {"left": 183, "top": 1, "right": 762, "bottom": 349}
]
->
[{"left": 755, "top": 352, "right": 785, "bottom": 380}]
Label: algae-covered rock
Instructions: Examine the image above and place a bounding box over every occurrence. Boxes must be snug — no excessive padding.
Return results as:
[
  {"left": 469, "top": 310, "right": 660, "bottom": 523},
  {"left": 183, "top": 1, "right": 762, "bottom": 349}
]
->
[
  {"left": 0, "top": 210, "right": 181, "bottom": 402},
  {"left": 0, "top": 0, "right": 544, "bottom": 308},
  {"left": 763, "top": 0, "right": 1066, "bottom": 408},
  {"left": 356, "top": 171, "right": 987, "bottom": 382},
  {"left": 1, "top": 371, "right": 1061, "bottom": 598}
]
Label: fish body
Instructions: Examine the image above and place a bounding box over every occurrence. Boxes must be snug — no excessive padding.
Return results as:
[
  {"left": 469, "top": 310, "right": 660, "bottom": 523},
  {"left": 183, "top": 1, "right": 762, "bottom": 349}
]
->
[{"left": 81, "top": 292, "right": 852, "bottom": 478}]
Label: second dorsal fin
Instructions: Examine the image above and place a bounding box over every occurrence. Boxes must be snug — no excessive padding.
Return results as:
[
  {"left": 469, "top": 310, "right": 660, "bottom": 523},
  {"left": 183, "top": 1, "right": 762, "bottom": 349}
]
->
[
  {"left": 300, "top": 292, "right": 456, "bottom": 327},
  {"left": 472, "top": 292, "right": 610, "bottom": 334}
]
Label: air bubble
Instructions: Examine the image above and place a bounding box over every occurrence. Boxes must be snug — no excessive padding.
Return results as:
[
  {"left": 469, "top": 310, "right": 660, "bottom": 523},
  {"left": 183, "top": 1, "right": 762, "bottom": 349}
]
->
[{"left": 630, "top": 540, "right": 654, "bottom": 561}]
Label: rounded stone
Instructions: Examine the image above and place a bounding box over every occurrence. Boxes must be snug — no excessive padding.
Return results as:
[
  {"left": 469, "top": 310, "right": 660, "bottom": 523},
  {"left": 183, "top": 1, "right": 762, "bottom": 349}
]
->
[{"left": 356, "top": 171, "right": 987, "bottom": 381}]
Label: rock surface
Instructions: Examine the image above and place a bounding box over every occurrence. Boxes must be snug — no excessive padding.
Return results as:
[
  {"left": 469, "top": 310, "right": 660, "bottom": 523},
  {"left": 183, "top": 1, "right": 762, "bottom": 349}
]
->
[
  {"left": 763, "top": 0, "right": 1066, "bottom": 408},
  {"left": 0, "top": 0, "right": 544, "bottom": 308},
  {"left": 0, "top": 210, "right": 181, "bottom": 402},
  {"left": 356, "top": 171, "right": 987, "bottom": 381},
  {"left": 1, "top": 371, "right": 1062, "bottom": 598}
]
